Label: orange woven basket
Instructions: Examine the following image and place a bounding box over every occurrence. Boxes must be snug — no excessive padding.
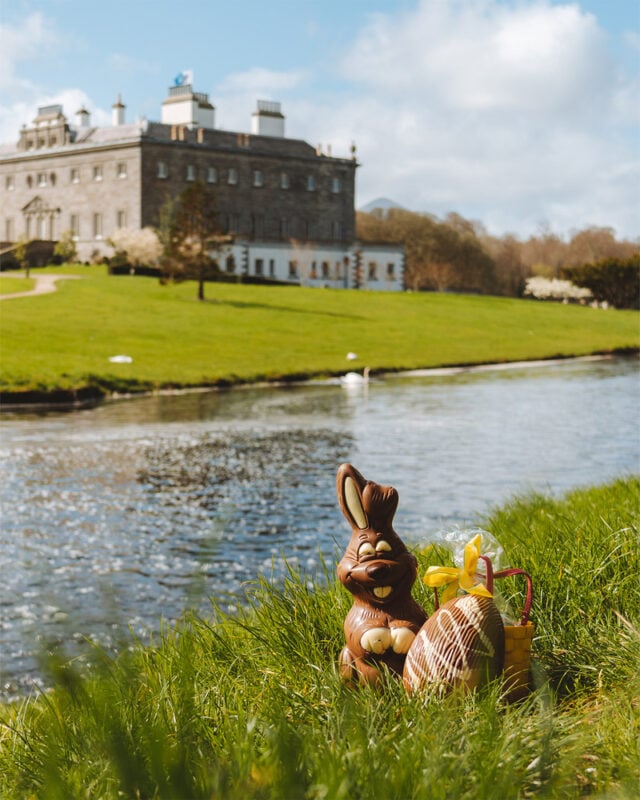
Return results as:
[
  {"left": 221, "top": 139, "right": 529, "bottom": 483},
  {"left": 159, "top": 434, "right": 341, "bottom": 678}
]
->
[{"left": 494, "top": 567, "right": 534, "bottom": 701}]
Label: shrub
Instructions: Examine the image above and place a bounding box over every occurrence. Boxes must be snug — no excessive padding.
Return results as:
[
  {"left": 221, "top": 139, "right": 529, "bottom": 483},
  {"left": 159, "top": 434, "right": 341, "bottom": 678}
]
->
[{"left": 562, "top": 255, "right": 640, "bottom": 309}]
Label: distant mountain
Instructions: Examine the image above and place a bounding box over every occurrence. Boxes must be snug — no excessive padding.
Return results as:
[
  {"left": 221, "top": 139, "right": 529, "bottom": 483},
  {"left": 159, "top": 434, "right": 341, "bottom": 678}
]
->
[{"left": 358, "top": 197, "right": 405, "bottom": 214}]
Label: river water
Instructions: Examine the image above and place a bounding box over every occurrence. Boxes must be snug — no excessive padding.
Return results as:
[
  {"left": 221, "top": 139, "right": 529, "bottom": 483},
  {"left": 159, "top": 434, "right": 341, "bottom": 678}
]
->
[{"left": 1, "top": 355, "right": 638, "bottom": 697}]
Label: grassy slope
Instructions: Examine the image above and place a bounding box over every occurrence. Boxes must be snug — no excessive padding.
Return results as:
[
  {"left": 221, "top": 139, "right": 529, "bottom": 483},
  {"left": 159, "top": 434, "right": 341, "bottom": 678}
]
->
[
  {"left": 0, "top": 276, "right": 36, "bottom": 294},
  {"left": 0, "top": 478, "right": 638, "bottom": 798},
  {"left": 0, "top": 265, "right": 638, "bottom": 395}
]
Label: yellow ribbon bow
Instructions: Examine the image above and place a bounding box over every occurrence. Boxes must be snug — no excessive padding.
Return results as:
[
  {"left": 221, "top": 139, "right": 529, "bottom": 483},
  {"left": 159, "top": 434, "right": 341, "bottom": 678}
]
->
[{"left": 423, "top": 533, "right": 493, "bottom": 604}]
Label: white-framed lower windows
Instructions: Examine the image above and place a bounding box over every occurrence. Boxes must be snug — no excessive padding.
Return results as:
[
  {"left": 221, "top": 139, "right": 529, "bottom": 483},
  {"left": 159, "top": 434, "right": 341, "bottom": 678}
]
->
[
  {"left": 157, "top": 161, "right": 168, "bottom": 179},
  {"left": 93, "top": 212, "right": 103, "bottom": 239},
  {"left": 207, "top": 166, "right": 217, "bottom": 184},
  {"left": 116, "top": 209, "right": 127, "bottom": 228}
]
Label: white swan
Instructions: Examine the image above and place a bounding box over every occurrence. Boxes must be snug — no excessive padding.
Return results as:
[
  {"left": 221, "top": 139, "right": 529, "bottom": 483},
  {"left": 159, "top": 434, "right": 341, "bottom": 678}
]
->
[{"left": 340, "top": 367, "right": 370, "bottom": 386}]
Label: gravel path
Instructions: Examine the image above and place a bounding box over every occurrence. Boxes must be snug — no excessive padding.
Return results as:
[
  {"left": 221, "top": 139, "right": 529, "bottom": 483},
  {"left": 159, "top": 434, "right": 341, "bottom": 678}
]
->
[{"left": 0, "top": 272, "right": 82, "bottom": 300}]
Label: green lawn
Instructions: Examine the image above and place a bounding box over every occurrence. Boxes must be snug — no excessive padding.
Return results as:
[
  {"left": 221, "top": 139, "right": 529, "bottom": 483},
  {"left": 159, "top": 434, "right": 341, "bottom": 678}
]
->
[
  {"left": 1, "top": 477, "right": 638, "bottom": 798},
  {"left": 0, "top": 276, "right": 35, "bottom": 295},
  {"left": 1, "top": 265, "right": 638, "bottom": 397}
]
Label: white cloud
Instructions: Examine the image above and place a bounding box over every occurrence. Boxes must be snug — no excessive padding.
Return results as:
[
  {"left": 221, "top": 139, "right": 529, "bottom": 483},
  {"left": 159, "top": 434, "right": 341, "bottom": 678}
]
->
[
  {"left": 0, "top": 13, "right": 109, "bottom": 143},
  {"left": 319, "top": 0, "right": 640, "bottom": 238},
  {"left": 214, "top": 67, "right": 308, "bottom": 131},
  {"left": 0, "top": 12, "right": 53, "bottom": 95}
]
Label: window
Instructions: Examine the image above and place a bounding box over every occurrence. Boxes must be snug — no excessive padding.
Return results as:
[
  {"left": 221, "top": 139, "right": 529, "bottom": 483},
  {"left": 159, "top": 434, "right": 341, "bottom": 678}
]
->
[
  {"left": 227, "top": 168, "right": 238, "bottom": 185},
  {"left": 225, "top": 254, "right": 236, "bottom": 273},
  {"left": 116, "top": 209, "right": 127, "bottom": 228},
  {"left": 253, "top": 170, "right": 263, "bottom": 187},
  {"left": 306, "top": 175, "right": 316, "bottom": 191},
  {"left": 368, "top": 261, "right": 378, "bottom": 281},
  {"left": 331, "top": 177, "right": 341, "bottom": 193},
  {"left": 26, "top": 175, "right": 33, "bottom": 188},
  {"left": 37, "top": 173, "right": 47, "bottom": 187},
  {"left": 387, "top": 262, "right": 396, "bottom": 279},
  {"left": 157, "top": 161, "right": 168, "bottom": 179},
  {"left": 255, "top": 258, "right": 264, "bottom": 276},
  {"left": 70, "top": 167, "right": 79, "bottom": 183},
  {"left": 5, "top": 176, "right": 14, "bottom": 191},
  {"left": 50, "top": 172, "right": 56, "bottom": 186},
  {"left": 322, "top": 261, "right": 330, "bottom": 280},
  {"left": 269, "top": 259, "right": 275, "bottom": 277},
  {"left": 207, "top": 166, "right": 217, "bottom": 184},
  {"left": 5, "top": 218, "right": 13, "bottom": 240},
  {"left": 310, "top": 261, "right": 318, "bottom": 279},
  {"left": 93, "top": 212, "right": 103, "bottom": 239},
  {"left": 288, "top": 260, "right": 298, "bottom": 278},
  {"left": 70, "top": 214, "right": 80, "bottom": 238},
  {"left": 117, "top": 163, "right": 127, "bottom": 179},
  {"left": 186, "top": 164, "right": 196, "bottom": 181},
  {"left": 93, "top": 165, "right": 103, "bottom": 182},
  {"left": 280, "top": 172, "right": 289, "bottom": 189},
  {"left": 334, "top": 261, "right": 342, "bottom": 280}
]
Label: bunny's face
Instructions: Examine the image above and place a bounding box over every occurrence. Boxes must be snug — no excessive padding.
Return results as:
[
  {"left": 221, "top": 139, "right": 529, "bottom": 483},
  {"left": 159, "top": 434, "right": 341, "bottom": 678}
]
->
[{"left": 336, "top": 464, "right": 418, "bottom": 607}]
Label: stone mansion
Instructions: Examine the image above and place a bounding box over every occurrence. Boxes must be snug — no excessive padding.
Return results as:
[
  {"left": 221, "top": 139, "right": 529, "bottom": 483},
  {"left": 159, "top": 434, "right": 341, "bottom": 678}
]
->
[{"left": 0, "top": 82, "right": 404, "bottom": 290}]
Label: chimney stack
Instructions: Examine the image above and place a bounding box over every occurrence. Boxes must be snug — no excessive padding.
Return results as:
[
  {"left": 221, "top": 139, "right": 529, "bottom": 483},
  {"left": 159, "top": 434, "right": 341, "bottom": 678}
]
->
[
  {"left": 112, "top": 94, "right": 125, "bottom": 126},
  {"left": 76, "top": 106, "right": 90, "bottom": 128},
  {"left": 251, "top": 100, "right": 285, "bottom": 138}
]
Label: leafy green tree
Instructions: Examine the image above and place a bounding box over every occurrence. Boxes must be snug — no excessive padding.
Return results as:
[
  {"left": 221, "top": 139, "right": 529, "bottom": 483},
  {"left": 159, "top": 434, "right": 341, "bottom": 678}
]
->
[
  {"left": 53, "top": 229, "right": 78, "bottom": 264},
  {"left": 562, "top": 255, "right": 640, "bottom": 309}
]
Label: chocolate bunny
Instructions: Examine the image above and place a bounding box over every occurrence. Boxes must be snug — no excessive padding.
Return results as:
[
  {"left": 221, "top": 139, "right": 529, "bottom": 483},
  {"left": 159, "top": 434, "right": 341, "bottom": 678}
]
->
[{"left": 336, "top": 463, "right": 427, "bottom": 686}]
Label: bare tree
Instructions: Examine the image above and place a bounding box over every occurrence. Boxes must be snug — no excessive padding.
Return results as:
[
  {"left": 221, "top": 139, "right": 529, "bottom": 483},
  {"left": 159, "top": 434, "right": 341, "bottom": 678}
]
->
[{"left": 168, "top": 182, "right": 220, "bottom": 301}]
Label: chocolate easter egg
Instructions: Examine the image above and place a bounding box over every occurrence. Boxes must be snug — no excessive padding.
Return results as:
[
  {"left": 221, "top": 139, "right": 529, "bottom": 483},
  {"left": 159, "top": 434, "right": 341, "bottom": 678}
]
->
[{"left": 403, "top": 594, "right": 504, "bottom": 695}]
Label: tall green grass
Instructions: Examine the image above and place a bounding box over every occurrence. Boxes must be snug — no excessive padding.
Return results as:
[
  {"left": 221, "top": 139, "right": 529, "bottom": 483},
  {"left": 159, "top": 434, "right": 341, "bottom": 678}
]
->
[
  {"left": 1, "top": 265, "right": 638, "bottom": 396},
  {"left": 1, "top": 478, "right": 638, "bottom": 798}
]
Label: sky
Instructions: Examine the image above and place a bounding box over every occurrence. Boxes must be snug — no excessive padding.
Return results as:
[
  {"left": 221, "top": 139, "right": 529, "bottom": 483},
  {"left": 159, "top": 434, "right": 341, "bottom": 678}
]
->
[{"left": 1, "top": 0, "right": 638, "bottom": 240}]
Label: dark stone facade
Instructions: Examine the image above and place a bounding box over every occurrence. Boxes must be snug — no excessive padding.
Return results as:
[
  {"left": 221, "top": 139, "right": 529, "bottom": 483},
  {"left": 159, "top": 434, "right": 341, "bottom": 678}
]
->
[{"left": 1, "top": 106, "right": 357, "bottom": 261}]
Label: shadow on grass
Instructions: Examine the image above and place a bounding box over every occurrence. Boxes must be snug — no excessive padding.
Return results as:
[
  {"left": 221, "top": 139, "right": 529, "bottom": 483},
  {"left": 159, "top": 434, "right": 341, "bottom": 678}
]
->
[{"left": 199, "top": 296, "right": 367, "bottom": 320}]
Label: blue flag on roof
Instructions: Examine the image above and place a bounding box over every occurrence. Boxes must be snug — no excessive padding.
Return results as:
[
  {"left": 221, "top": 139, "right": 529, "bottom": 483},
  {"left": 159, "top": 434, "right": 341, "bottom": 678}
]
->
[{"left": 173, "top": 69, "right": 194, "bottom": 87}]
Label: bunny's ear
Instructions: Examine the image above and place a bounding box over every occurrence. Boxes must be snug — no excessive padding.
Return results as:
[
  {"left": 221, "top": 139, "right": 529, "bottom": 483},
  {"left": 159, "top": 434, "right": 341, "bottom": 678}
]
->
[
  {"left": 344, "top": 477, "right": 368, "bottom": 529},
  {"left": 337, "top": 463, "right": 369, "bottom": 530}
]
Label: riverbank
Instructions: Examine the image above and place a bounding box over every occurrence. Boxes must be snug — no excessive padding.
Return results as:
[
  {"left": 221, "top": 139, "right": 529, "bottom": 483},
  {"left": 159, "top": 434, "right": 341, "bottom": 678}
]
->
[
  {"left": 1, "top": 266, "right": 638, "bottom": 407},
  {"left": 1, "top": 477, "right": 638, "bottom": 798}
]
